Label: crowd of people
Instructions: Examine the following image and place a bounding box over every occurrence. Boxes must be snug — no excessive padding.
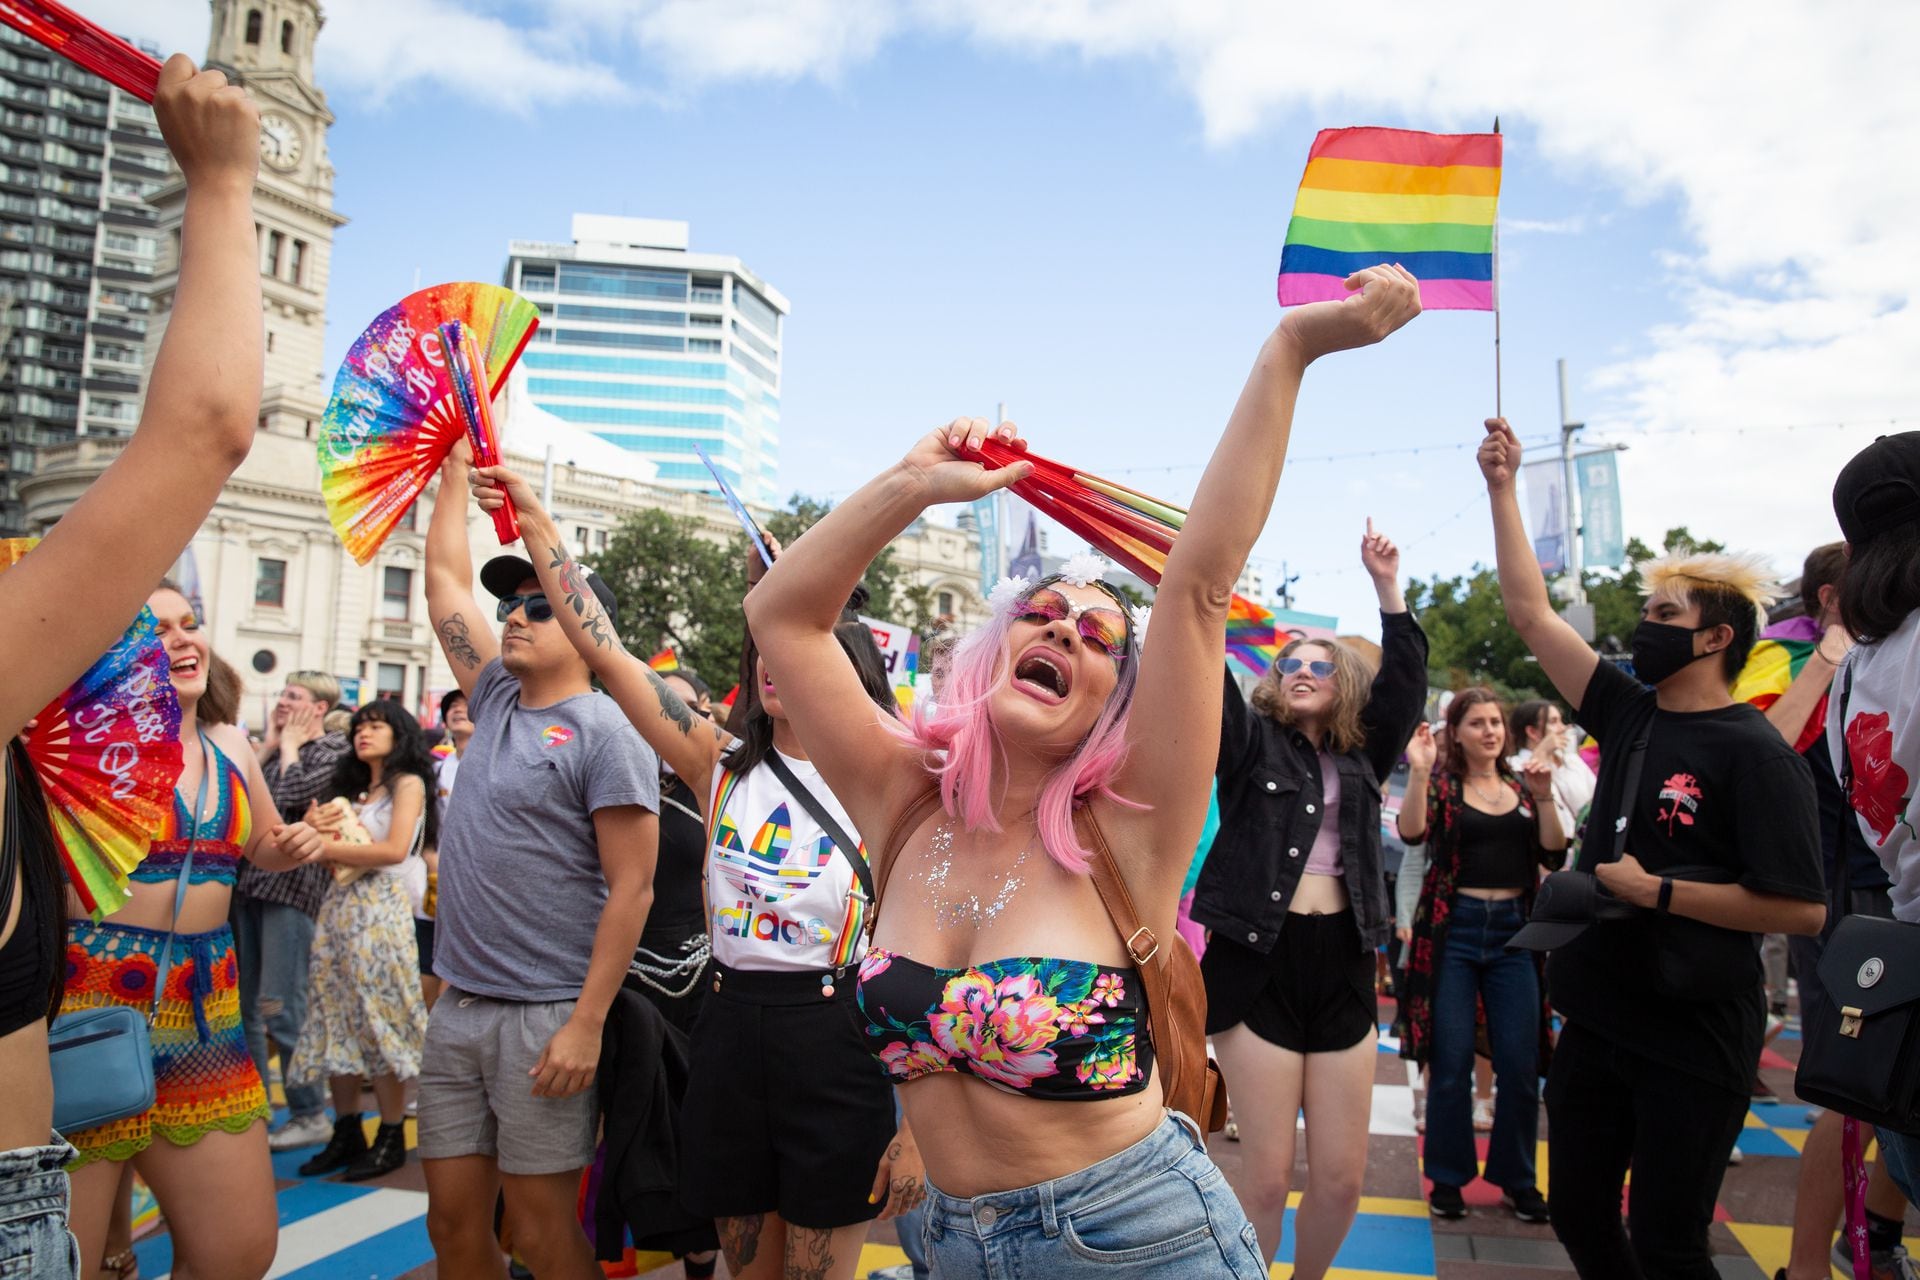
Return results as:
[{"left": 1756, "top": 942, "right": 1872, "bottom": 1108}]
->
[{"left": 0, "top": 49, "right": 1918, "bottom": 1280}]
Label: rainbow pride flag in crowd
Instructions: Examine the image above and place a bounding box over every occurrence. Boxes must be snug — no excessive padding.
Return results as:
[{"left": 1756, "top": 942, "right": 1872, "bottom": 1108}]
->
[
  {"left": 1732, "top": 617, "right": 1823, "bottom": 753},
  {"left": 648, "top": 648, "right": 680, "bottom": 674},
  {"left": 1278, "top": 126, "right": 1502, "bottom": 311}
]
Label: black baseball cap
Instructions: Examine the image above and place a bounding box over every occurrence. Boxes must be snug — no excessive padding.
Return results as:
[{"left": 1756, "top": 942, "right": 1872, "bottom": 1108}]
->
[
  {"left": 1505, "top": 870, "right": 1638, "bottom": 952},
  {"left": 1834, "top": 431, "right": 1920, "bottom": 548},
  {"left": 479, "top": 554, "right": 620, "bottom": 627}
]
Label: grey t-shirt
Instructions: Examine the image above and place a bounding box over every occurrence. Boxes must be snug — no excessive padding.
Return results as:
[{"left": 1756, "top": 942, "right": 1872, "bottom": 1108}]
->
[{"left": 434, "top": 658, "right": 659, "bottom": 1001}]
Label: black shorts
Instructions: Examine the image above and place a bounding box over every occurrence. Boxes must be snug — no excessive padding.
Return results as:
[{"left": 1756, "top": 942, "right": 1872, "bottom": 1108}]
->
[
  {"left": 1201, "top": 910, "right": 1377, "bottom": 1053},
  {"left": 677, "top": 963, "right": 896, "bottom": 1229},
  {"left": 414, "top": 916, "right": 435, "bottom": 974}
]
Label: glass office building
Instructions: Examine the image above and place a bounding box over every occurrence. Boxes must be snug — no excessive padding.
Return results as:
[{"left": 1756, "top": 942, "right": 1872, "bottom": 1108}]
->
[{"left": 505, "top": 215, "right": 786, "bottom": 507}]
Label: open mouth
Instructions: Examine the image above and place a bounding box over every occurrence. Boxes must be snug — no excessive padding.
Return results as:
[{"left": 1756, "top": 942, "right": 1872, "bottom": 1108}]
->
[
  {"left": 170, "top": 653, "right": 202, "bottom": 679},
  {"left": 1288, "top": 683, "right": 1316, "bottom": 697},
  {"left": 1012, "top": 647, "right": 1072, "bottom": 702}
]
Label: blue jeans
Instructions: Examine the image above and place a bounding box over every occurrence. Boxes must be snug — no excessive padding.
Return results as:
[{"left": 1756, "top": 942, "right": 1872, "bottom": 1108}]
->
[
  {"left": 232, "top": 897, "right": 324, "bottom": 1119},
  {"left": 1879, "top": 1127, "right": 1920, "bottom": 1207},
  {"left": 1425, "top": 895, "right": 1540, "bottom": 1191},
  {"left": 0, "top": 1139, "right": 80, "bottom": 1278},
  {"left": 919, "top": 1113, "right": 1265, "bottom": 1278}
]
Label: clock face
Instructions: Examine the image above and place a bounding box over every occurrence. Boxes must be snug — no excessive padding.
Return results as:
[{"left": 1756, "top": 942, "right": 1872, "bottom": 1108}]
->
[{"left": 259, "top": 112, "right": 302, "bottom": 171}]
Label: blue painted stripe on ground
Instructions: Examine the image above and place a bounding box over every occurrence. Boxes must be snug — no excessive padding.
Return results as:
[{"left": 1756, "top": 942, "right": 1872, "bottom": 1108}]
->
[
  {"left": 1275, "top": 1207, "right": 1434, "bottom": 1272},
  {"left": 277, "top": 1215, "right": 435, "bottom": 1280},
  {"left": 1749, "top": 1101, "right": 1816, "bottom": 1131},
  {"left": 133, "top": 1177, "right": 376, "bottom": 1276}
]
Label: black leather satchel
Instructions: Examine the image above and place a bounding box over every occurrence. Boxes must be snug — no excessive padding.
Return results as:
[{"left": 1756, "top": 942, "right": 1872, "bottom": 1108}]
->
[{"left": 1793, "top": 667, "right": 1920, "bottom": 1135}]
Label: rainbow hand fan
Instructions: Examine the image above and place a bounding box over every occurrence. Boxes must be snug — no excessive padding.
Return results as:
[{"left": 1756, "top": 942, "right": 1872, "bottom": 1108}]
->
[
  {"left": 0, "top": 540, "right": 184, "bottom": 920},
  {"left": 959, "top": 441, "right": 1285, "bottom": 677},
  {"left": 320, "top": 283, "right": 539, "bottom": 564}
]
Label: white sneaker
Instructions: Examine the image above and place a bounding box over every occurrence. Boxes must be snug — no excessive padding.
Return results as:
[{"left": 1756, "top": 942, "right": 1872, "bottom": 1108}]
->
[{"left": 268, "top": 1112, "right": 333, "bottom": 1151}]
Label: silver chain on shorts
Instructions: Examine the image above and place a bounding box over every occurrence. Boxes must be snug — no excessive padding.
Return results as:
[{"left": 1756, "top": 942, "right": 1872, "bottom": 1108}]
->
[{"left": 627, "top": 933, "right": 711, "bottom": 999}]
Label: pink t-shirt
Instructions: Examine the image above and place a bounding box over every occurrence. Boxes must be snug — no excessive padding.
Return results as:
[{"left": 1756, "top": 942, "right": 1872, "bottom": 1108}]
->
[{"left": 1304, "top": 751, "right": 1345, "bottom": 877}]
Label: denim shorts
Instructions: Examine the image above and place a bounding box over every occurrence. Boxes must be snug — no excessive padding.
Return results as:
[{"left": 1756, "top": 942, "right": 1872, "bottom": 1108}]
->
[
  {"left": 0, "top": 1139, "right": 80, "bottom": 1279},
  {"left": 919, "top": 1112, "right": 1266, "bottom": 1278}
]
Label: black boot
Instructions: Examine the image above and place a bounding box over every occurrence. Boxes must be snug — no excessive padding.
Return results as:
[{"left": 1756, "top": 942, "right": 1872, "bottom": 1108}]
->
[
  {"left": 342, "top": 1121, "right": 407, "bottom": 1182},
  {"left": 297, "top": 1114, "right": 367, "bottom": 1177}
]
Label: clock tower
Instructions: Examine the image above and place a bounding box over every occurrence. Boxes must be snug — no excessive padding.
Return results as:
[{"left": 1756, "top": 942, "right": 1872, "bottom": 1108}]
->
[{"left": 142, "top": 0, "right": 347, "bottom": 439}]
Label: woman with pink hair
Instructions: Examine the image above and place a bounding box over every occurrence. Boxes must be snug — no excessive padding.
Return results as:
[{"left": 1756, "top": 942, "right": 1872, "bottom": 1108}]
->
[{"left": 741, "top": 265, "right": 1421, "bottom": 1276}]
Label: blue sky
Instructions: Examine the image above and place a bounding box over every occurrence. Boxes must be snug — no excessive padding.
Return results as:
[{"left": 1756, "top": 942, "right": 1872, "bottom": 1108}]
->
[{"left": 97, "top": 2, "right": 1920, "bottom": 638}]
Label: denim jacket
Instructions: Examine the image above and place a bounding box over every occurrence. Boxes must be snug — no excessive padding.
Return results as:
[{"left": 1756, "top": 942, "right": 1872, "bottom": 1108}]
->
[{"left": 1192, "top": 611, "right": 1430, "bottom": 954}]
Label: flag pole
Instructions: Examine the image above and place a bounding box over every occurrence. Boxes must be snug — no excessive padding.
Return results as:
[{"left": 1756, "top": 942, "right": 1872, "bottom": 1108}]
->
[{"left": 1492, "top": 116, "right": 1503, "bottom": 420}]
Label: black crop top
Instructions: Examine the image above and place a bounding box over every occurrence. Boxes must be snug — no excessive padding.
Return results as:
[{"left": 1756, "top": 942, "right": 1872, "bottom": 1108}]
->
[
  {"left": 0, "top": 765, "right": 60, "bottom": 1038},
  {"left": 1454, "top": 804, "right": 1537, "bottom": 891}
]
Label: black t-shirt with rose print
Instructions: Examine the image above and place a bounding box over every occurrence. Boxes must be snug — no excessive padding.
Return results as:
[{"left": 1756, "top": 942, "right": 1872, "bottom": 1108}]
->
[{"left": 1547, "top": 659, "right": 1824, "bottom": 1094}]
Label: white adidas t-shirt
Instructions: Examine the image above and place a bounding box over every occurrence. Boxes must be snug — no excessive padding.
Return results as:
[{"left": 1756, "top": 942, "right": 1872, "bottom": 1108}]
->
[
  {"left": 706, "top": 751, "right": 871, "bottom": 972},
  {"left": 1829, "top": 610, "right": 1920, "bottom": 922}
]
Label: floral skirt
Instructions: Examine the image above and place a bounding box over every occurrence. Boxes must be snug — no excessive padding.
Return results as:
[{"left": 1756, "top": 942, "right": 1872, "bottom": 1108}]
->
[
  {"left": 289, "top": 873, "right": 427, "bottom": 1084},
  {"left": 62, "top": 921, "right": 269, "bottom": 1168}
]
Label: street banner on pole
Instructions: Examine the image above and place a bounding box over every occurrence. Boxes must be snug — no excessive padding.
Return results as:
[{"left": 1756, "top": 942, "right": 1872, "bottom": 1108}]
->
[
  {"left": 1578, "top": 451, "right": 1625, "bottom": 568},
  {"left": 1522, "top": 459, "right": 1567, "bottom": 574},
  {"left": 972, "top": 495, "right": 1000, "bottom": 595}
]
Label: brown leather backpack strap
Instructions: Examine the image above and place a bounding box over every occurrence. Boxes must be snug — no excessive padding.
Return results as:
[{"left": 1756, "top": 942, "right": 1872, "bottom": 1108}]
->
[
  {"left": 869, "top": 787, "right": 944, "bottom": 933},
  {"left": 1076, "top": 806, "right": 1173, "bottom": 1017}
]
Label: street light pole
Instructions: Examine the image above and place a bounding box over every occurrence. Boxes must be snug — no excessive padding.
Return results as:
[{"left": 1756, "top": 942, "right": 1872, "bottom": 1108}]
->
[{"left": 1558, "top": 358, "right": 1586, "bottom": 606}]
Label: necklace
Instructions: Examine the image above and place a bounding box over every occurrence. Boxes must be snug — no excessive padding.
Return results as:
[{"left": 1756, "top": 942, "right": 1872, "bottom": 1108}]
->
[
  {"left": 918, "top": 821, "right": 1032, "bottom": 931},
  {"left": 1466, "top": 772, "right": 1506, "bottom": 806}
]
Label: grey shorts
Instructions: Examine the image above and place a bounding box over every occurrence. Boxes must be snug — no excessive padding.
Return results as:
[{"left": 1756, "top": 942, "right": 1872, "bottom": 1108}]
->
[{"left": 416, "top": 989, "right": 597, "bottom": 1176}]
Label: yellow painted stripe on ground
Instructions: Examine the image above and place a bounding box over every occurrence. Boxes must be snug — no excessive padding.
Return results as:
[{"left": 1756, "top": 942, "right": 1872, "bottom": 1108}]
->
[
  {"left": 860, "top": 1244, "right": 910, "bottom": 1267},
  {"left": 1302, "top": 156, "right": 1502, "bottom": 198},
  {"left": 1284, "top": 1190, "right": 1429, "bottom": 1218},
  {"left": 1291, "top": 187, "right": 1497, "bottom": 227},
  {"left": 1777, "top": 1127, "right": 1809, "bottom": 1152}
]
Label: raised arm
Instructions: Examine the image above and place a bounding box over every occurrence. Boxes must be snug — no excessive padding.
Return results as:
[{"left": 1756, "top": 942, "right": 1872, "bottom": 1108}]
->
[
  {"left": 1397, "top": 724, "right": 1437, "bottom": 842},
  {"left": 425, "top": 449, "right": 500, "bottom": 698},
  {"left": 470, "top": 465, "right": 729, "bottom": 795},
  {"left": 1114, "top": 266, "right": 1421, "bottom": 877},
  {"left": 1763, "top": 624, "right": 1849, "bottom": 746},
  {"left": 1358, "top": 523, "right": 1431, "bottom": 781},
  {"left": 0, "top": 57, "right": 260, "bottom": 740},
  {"left": 1479, "top": 418, "right": 1598, "bottom": 706},
  {"left": 742, "top": 422, "right": 1034, "bottom": 841}
]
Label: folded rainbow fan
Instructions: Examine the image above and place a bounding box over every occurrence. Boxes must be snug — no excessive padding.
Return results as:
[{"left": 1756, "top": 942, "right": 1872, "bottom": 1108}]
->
[
  {"left": 959, "top": 442, "right": 1286, "bottom": 677},
  {"left": 320, "top": 283, "right": 539, "bottom": 564},
  {"left": 0, "top": 540, "right": 184, "bottom": 920}
]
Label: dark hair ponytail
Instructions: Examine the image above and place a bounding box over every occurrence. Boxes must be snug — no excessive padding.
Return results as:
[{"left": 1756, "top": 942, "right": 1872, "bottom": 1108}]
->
[{"left": 5, "top": 742, "right": 64, "bottom": 1022}]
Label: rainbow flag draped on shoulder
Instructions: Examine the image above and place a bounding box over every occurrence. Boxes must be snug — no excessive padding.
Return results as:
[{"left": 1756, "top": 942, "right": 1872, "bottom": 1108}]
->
[{"left": 1278, "top": 126, "right": 1503, "bottom": 312}]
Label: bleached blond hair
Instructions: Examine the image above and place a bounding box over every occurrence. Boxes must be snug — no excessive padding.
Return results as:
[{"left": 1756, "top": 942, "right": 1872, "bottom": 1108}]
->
[{"left": 1642, "top": 551, "right": 1778, "bottom": 623}]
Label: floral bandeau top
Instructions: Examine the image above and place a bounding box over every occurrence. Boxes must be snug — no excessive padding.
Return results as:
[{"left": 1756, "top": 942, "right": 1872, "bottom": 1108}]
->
[{"left": 856, "top": 948, "right": 1152, "bottom": 1098}]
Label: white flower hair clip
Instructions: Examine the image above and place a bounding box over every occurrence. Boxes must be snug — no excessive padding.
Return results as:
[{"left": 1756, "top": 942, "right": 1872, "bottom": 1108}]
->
[
  {"left": 986, "top": 575, "right": 1034, "bottom": 617},
  {"left": 1056, "top": 552, "right": 1111, "bottom": 588},
  {"left": 1130, "top": 605, "right": 1152, "bottom": 649}
]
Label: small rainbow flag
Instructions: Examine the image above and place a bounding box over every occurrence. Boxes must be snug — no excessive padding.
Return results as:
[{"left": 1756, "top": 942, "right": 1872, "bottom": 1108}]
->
[
  {"left": 1277, "top": 127, "right": 1502, "bottom": 312},
  {"left": 647, "top": 649, "right": 680, "bottom": 674}
]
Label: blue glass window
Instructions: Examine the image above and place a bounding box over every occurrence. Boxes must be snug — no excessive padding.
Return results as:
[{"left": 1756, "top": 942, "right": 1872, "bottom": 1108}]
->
[
  {"left": 734, "top": 285, "right": 779, "bottom": 336},
  {"left": 522, "top": 351, "right": 726, "bottom": 380},
  {"left": 731, "top": 347, "right": 775, "bottom": 385},
  {"left": 556, "top": 302, "right": 686, "bottom": 327},
  {"left": 552, "top": 329, "right": 685, "bottom": 352},
  {"left": 557, "top": 264, "right": 688, "bottom": 301},
  {"left": 542, "top": 403, "right": 725, "bottom": 429},
  {"left": 731, "top": 319, "right": 776, "bottom": 360},
  {"left": 527, "top": 378, "right": 735, "bottom": 407}
]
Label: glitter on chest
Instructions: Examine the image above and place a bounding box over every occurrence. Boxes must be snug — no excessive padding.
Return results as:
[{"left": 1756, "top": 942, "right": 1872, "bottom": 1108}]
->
[{"left": 918, "top": 821, "right": 1032, "bottom": 931}]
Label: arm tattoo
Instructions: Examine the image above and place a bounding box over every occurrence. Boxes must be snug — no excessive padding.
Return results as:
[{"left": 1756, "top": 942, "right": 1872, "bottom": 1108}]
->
[
  {"left": 717, "top": 1214, "right": 762, "bottom": 1274},
  {"left": 644, "top": 667, "right": 697, "bottom": 736},
  {"left": 786, "top": 1227, "right": 835, "bottom": 1280},
  {"left": 548, "top": 544, "right": 615, "bottom": 650},
  {"left": 438, "top": 612, "right": 482, "bottom": 670}
]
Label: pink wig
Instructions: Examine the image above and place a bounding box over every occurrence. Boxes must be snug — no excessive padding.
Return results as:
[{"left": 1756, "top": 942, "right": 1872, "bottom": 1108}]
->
[{"left": 886, "top": 587, "right": 1142, "bottom": 873}]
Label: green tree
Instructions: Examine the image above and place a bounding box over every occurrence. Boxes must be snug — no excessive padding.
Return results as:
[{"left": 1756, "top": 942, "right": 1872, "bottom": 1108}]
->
[
  {"left": 1409, "top": 526, "right": 1724, "bottom": 702},
  {"left": 587, "top": 508, "right": 748, "bottom": 687}
]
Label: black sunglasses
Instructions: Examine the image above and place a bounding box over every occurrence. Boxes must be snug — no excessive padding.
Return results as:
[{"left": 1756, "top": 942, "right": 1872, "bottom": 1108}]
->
[{"left": 495, "top": 593, "right": 556, "bottom": 623}]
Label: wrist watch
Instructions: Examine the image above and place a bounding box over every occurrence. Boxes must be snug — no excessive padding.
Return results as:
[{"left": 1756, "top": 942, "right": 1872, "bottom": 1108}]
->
[{"left": 1656, "top": 876, "right": 1674, "bottom": 913}]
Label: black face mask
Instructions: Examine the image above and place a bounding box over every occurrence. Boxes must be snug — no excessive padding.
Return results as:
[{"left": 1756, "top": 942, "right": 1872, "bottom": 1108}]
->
[{"left": 1630, "top": 620, "right": 1714, "bottom": 687}]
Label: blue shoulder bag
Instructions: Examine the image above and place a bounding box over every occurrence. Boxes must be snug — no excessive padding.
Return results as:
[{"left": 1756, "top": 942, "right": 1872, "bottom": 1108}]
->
[{"left": 48, "top": 730, "right": 212, "bottom": 1135}]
